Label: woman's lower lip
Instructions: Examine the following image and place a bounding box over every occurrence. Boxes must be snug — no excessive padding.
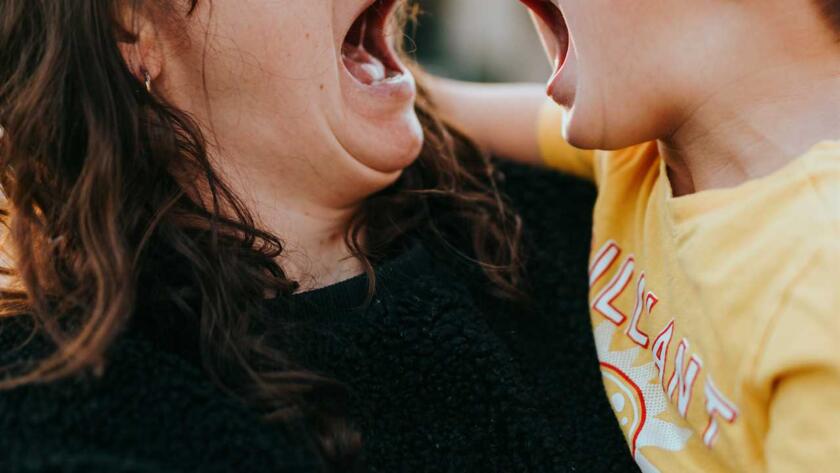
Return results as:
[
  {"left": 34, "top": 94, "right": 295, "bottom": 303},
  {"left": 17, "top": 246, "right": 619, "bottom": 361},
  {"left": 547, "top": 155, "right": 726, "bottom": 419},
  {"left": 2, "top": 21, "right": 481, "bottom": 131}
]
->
[{"left": 341, "top": 65, "right": 416, "bottom": 104}]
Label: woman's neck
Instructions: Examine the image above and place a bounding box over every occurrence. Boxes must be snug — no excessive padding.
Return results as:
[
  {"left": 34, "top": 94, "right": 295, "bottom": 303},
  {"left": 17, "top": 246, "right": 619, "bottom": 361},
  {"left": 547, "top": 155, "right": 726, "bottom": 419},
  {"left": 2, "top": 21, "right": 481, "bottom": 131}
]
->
[
  {"left": 261, "top": 199, "right": 364, "bottom": 292},
  {"left": 215, "top": 159, "right": 366, "bottom": 292},
  {"left": 659, "top": 43, "right": 840, "bottom": 197}
]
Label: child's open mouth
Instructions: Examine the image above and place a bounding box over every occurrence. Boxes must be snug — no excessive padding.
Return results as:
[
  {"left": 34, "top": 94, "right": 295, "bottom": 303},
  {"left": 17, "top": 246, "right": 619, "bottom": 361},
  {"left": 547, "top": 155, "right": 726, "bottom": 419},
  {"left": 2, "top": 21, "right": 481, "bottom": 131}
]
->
[
  {"left": 520, "top": 0, "right": 570, "bottom": 80},
  {"left": 342, "top": 0, "right": 404, "bottom": 86}
]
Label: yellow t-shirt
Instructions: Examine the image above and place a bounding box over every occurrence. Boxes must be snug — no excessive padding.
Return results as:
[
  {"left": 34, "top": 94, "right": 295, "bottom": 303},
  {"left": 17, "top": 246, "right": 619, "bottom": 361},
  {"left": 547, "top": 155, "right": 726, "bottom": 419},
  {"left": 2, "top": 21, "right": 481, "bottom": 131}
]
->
[{"left": 539, "top": 102, "right": 840, "bottom": 472}]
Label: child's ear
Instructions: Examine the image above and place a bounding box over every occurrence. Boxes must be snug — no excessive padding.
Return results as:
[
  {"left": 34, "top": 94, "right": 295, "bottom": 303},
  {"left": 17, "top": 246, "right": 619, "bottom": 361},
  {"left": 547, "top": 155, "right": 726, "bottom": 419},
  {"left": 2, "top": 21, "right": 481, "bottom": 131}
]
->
[{"left": 114, "top": 4, "right": 164, "bottom": 86}]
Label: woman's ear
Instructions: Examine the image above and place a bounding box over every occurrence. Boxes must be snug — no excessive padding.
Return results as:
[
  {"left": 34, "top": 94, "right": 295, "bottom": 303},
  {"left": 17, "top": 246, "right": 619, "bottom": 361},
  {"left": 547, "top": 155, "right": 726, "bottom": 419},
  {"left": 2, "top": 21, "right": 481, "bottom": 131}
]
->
[{"left": 115, "top": 3, "right": 164, "bottom": 87}]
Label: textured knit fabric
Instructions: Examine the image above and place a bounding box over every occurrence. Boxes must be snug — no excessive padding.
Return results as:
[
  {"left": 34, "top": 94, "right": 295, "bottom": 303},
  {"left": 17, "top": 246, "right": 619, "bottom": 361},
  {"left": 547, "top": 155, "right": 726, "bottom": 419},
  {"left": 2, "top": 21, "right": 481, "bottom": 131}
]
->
[
  {"left": 0, "top": 163, "right": 639, "bottom": 473},
  {"left": 0, "top": 317, "right": 322, "bottom": 473}
]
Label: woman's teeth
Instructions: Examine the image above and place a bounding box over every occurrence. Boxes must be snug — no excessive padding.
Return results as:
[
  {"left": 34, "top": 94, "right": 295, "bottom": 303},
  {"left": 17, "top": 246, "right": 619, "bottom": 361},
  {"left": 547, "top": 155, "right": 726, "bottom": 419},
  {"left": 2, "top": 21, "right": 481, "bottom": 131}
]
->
[{"left": 342, "top": 44, "right": 387, "bottom": 85}]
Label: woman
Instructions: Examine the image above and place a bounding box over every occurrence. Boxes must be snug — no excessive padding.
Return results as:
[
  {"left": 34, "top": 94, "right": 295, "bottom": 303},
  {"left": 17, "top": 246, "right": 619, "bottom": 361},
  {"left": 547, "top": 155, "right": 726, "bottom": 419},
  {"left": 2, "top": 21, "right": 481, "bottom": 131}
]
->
[{"left": 0, "top": 1, "right": 637, "bottom": 472}]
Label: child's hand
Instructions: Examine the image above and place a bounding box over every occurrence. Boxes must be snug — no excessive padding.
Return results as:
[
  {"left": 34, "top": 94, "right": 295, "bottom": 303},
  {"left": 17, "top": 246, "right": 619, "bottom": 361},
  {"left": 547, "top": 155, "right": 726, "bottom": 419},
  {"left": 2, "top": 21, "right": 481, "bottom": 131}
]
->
[{"left": 424, "top": 76, "right": 549, "bottom": 166}]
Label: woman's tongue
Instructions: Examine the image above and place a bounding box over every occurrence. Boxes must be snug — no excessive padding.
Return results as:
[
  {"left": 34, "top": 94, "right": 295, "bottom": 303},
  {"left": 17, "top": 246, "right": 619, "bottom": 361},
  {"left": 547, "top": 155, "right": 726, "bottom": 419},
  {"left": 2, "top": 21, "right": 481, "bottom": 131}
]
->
[{"left": 342, "top": 43, "right": 387, "bottom": 85}]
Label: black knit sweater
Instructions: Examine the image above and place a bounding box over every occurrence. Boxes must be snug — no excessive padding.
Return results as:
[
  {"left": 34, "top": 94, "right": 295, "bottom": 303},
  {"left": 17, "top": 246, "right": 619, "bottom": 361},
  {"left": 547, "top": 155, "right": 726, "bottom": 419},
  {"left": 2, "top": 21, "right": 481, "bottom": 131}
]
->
[{"left": 0, "top": 164, "right": 639, "bottom": 473}]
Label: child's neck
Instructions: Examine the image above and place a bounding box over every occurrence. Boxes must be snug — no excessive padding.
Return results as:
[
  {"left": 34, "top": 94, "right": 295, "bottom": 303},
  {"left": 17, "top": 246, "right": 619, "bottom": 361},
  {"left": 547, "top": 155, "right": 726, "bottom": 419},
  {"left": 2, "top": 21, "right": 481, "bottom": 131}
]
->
[{"left": 659, "top": 55, "right": 840, "bottom": 197}]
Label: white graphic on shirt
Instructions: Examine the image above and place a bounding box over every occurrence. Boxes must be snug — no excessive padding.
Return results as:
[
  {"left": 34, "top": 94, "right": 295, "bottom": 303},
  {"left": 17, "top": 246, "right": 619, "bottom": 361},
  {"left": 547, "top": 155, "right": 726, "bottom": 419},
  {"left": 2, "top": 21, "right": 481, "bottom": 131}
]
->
[{"left": 594, "top": 321, "right": 692, "bottom": 473}]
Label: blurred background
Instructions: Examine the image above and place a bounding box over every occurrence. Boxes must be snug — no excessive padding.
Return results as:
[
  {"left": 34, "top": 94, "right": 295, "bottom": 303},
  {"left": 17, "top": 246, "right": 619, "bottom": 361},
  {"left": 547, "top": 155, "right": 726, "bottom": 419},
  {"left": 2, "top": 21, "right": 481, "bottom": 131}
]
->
[{"left": 409, "top": 0, "right": 550, "bottom": 83}]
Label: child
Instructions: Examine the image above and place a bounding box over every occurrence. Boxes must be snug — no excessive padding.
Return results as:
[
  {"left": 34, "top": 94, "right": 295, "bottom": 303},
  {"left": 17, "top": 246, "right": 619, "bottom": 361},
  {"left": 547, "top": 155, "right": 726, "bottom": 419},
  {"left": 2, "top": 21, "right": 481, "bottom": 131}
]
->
[{"left": 430, "top": 0, "right": 840, "bottom": 471}]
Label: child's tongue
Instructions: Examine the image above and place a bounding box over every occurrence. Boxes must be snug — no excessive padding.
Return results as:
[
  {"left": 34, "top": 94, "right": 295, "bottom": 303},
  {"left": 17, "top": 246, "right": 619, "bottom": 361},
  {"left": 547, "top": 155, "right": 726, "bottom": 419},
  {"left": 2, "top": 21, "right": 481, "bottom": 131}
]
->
[{"left": 342, "top": 43, "right": 387, "bottom": 85}]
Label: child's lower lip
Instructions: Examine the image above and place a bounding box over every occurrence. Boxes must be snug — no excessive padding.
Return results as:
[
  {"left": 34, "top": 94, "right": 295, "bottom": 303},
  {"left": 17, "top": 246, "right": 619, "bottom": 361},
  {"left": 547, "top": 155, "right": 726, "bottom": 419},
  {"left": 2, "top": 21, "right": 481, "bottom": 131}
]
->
[
  {"left": 547, "top": 62, "right": 564, "bottom": 100},
  {"left": 547, "top": 44, "right": 569, "bottom": 101}
]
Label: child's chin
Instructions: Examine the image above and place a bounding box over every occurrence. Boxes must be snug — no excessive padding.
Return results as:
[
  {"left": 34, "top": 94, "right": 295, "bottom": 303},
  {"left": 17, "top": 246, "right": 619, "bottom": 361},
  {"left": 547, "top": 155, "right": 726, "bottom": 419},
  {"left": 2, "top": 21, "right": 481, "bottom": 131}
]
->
[
  {"left": 562, "top": 109, "right": 604, "bottom": 151},
  {"left": 567, "top": 109, "right": 662, "bottom": 152}
]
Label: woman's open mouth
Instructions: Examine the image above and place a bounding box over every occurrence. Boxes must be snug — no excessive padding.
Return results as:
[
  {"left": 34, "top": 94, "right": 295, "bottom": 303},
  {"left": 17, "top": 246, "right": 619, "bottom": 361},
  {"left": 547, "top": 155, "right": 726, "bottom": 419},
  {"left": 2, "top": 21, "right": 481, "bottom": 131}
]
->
[
  {"left": 520, "top": 0, "right": 570, "bottom": 81},
  {"left": 342, "top": 0, "right": 404, "bottom": 86}
]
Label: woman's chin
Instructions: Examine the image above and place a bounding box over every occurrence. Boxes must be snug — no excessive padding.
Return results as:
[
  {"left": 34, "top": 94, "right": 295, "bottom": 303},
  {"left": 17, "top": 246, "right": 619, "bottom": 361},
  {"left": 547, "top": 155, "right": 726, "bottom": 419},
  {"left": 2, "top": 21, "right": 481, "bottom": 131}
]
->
[{"left": 341, "top": 110, "right": 425, "bottom": 177}]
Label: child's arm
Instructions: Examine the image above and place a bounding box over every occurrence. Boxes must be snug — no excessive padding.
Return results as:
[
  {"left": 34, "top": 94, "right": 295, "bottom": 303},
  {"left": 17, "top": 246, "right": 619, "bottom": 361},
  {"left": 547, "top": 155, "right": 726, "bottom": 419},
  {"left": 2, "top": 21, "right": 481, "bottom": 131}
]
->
[
  {"left": 425, "top": 77, "right": 547, "bottom": 166},
  {"left": 426, "top": 77, "right": 596, "bottom": 181}
]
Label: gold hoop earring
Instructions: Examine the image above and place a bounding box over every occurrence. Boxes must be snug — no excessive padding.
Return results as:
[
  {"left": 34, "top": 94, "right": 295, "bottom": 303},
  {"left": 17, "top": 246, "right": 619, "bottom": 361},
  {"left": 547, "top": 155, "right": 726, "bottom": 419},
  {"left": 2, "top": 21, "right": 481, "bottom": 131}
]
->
[{"left": 143, "top": 70, "right": 152, "bottom": 93}]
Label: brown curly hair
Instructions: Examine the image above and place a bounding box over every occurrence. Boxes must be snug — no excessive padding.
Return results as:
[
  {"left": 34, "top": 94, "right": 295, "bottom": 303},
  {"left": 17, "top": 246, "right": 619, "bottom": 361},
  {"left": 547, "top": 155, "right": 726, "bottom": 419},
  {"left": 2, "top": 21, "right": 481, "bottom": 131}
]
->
[{"left": 0, "top": 0, "right": 522, "bottom": 469}]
